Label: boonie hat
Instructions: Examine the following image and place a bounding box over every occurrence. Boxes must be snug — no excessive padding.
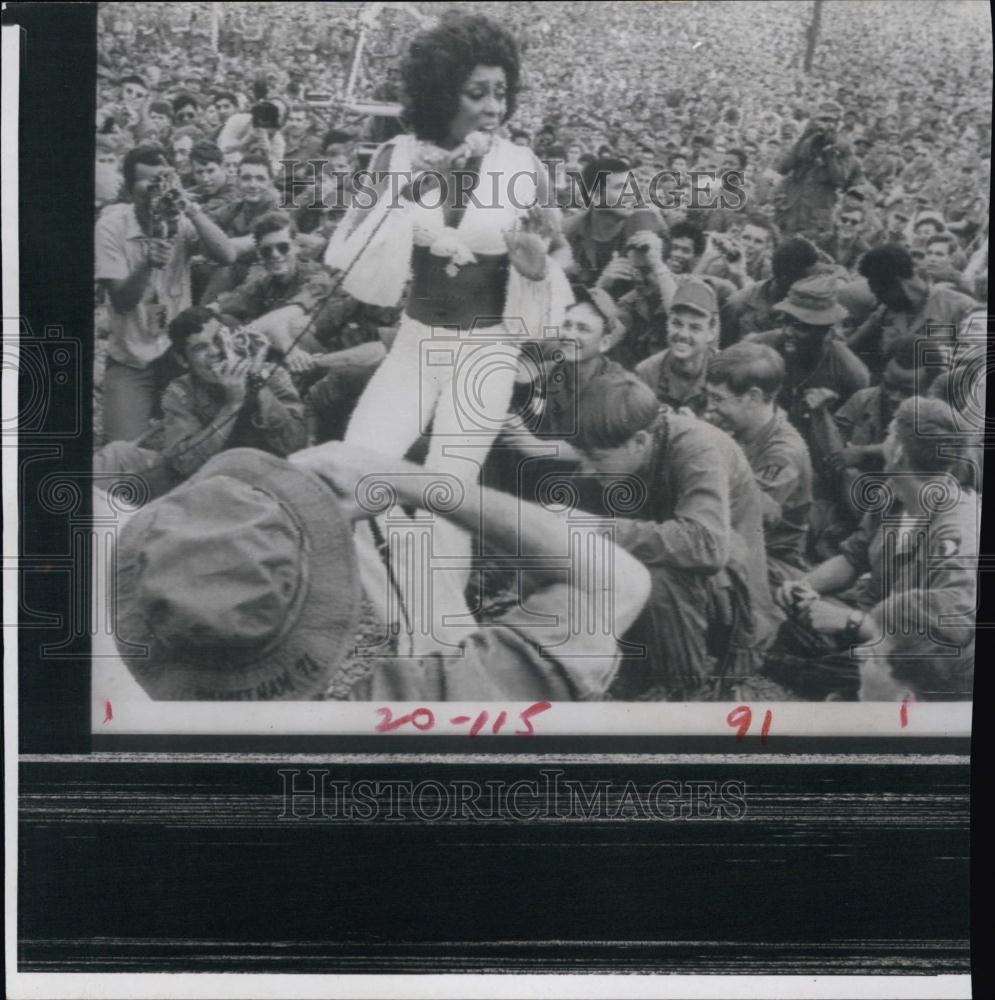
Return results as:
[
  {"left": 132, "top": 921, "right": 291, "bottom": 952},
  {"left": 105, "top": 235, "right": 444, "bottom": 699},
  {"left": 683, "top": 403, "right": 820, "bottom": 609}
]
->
[
  {"left": 114, "top": 449, "right": 360, "bottom": 700},
  {"left": 774, "top": 275, "right": 848, "bottom": 326}
]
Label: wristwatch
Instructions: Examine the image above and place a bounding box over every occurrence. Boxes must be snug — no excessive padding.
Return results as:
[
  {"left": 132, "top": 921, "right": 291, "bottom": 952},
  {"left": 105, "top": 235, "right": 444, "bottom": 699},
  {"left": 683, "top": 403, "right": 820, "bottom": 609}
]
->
[{"left": 840, "top": 609, "right": 867, "bottom": 643}]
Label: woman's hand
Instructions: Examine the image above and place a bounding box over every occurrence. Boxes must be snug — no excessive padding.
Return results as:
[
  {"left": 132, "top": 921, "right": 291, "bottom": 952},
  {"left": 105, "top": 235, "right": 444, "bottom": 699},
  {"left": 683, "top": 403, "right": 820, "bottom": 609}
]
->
[{"left": 504, "top": 207, "right": 554, "bottom": 281}]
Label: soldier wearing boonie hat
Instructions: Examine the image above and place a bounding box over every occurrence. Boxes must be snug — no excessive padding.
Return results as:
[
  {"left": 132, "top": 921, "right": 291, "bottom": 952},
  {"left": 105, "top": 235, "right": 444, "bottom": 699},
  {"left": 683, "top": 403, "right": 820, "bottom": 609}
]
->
[
  {"left": 749, "top": 274, "right": 870, "bottom": 557},
  {"left": 111, "top": 446, "right": 651, "bottom": 702}
]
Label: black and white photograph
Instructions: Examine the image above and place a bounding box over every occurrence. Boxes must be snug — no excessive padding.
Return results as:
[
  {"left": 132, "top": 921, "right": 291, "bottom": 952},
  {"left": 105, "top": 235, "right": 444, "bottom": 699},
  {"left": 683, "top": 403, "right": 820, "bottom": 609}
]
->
[
  {"left": 3, "top": 0, "right": 988, "bottom": 995},
  {"left": 76, "top": 0, "right": 986, "bottom": 734}
]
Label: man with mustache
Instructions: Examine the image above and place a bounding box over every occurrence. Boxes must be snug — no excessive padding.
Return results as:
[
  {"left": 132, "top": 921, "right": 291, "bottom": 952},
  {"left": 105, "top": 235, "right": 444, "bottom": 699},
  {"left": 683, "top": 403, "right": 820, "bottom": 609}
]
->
[{"left": 634, "top": 278, "right": 719, "bottom": 417}]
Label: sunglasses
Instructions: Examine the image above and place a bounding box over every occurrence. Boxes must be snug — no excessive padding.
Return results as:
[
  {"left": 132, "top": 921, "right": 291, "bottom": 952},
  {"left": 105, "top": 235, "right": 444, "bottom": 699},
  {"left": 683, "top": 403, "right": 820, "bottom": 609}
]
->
[
  {"left": 840, "top": 216, "right": 862, "bottom": 226},
  {"left": 259, "top": 241, "right": 292, "bottom": 260},
  {"left": 176, "top": 110, "right": 197, "bottom": 122}
]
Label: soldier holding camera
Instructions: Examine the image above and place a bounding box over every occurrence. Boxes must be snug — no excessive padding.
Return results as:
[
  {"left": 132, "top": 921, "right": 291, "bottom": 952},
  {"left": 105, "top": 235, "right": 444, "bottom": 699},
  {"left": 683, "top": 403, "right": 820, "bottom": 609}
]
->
[
  {"left": 96, "top": 145, "right": 235, "bottom": 443},
  {"left": 773, "top": 100, "right": 860, "bottom": 245}
]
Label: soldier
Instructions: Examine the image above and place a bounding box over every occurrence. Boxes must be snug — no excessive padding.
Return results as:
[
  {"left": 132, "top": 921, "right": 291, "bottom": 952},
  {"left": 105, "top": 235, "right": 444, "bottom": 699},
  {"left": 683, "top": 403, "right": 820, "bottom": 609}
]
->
[
  {"left": 746, "top": 274, "right": 870, "bottom": 558},
  {"left": 705, "top": 342, "right": 813, "bottom": 588},
  {"left": 772, "top": 398, "right": 976, "bottom": 702},
  {"left": 635, "top": 278, "right": 719, "bottom": 417},
  {"left": 574, "top": 371, "right": 779, "bottom": 699}
]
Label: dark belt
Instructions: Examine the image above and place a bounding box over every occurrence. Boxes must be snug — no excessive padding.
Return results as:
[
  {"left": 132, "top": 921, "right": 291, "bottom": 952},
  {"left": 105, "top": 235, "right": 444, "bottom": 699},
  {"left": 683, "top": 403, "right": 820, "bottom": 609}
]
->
[{"left": 406, "top": 245, "right": 509, "bottom": 329}]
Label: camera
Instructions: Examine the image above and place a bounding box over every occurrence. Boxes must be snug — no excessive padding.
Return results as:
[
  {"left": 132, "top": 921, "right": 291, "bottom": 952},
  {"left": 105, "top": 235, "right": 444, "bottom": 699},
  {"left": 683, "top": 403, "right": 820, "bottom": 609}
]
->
[
  {"left": 147, "top": 174, "right": 184, "bottom": 238},
  {"left": 711, "top": 232, "right": 742, "bottom": 263}
]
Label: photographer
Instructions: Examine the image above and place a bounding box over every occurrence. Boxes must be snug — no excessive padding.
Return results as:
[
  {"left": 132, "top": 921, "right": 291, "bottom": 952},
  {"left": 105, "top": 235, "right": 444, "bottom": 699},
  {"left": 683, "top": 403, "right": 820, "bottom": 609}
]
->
[
  {"left": 95, "top": 145, "right": 235, "bottom": 443},
  {"left": 773, "top": 100, "right": 860, "bottom": 245},
  {"left": 159, "top": 307, "right": 306, "bottom": 480},
  {"left": 694, "top": 230, "right": 749, "bottom": 290},
  {"left": 599, "top": 230, "right": 677, "bottom": 369}
]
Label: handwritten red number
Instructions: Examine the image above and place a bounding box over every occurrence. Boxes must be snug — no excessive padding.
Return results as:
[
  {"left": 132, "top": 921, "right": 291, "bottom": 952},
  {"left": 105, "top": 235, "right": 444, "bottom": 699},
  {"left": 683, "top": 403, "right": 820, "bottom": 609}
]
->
[
  {"left": 375, "top": 707, "right": 435, "bottom": 732},
  {"left": 760, "top": 709, "right": 773, "bottom": 745},
  {"left": 410, "top": 707, "right": 435, "bottom": 731},
  {"left": 515, "top": 701, "right": 552, "bottom": 736},
  {"left": 900, "top": 693, "right": 912, "bottom": 728},
  {"left": 103, "top": 701, "right": 113, "bottom": 724},
  {"left": 726, "top": 705, "right": 752, "bottom": 742},
  {"left": 469, "top": 711, "right": 489, "bottom": 738},
  {"left": 492, "top": 710, "right": 508, "bottom": 735}
]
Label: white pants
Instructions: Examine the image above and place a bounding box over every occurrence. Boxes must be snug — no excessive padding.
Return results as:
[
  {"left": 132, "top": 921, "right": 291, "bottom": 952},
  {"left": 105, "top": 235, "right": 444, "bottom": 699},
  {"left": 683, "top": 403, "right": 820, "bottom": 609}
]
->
[{"left": 345, "top": 314, "right": 521, "bottom": 655}]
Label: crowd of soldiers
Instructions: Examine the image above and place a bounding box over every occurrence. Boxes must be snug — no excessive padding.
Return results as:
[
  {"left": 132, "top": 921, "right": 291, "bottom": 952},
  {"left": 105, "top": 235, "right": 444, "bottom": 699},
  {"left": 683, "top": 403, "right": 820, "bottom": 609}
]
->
[{"left": 94, "top": 2, "right": 987, "bottom": 704}]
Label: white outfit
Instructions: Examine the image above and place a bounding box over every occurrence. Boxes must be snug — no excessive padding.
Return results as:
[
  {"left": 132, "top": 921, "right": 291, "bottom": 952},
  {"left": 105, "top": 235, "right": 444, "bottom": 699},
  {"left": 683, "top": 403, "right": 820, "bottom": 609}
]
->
[{"left": 323, "top": 134, "right": 573, "bottom": 655}]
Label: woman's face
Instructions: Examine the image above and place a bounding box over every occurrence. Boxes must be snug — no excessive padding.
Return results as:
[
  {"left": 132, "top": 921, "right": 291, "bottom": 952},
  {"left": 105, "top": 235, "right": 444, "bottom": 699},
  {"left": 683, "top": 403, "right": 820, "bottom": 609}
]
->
[{"left": 448, "top": 65, "right": 507, "bottom": 145}]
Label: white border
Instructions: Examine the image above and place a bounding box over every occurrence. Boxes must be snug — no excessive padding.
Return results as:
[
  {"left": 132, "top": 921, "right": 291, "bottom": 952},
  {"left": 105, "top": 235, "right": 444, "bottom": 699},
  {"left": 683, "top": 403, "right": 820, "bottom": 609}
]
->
[
  {"left": 90, "top": 691, "right": 972, "bottom": 737},
  {"left": 3, "top": 973, "right": 973, "bottom": 1000}
]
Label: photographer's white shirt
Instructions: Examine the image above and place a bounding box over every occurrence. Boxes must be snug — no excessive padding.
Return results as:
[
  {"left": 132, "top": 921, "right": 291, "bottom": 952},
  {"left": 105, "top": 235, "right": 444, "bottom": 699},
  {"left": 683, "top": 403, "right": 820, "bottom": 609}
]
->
[{"left": 95, "top": 203, "right": 198, "bottom": 369}]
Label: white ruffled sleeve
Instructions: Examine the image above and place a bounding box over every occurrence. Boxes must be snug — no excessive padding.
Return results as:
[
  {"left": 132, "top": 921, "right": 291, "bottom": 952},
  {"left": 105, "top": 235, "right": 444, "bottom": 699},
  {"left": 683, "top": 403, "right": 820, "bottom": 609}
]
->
[
  {"left": 323, "top": 197, "right": 414, "bottom": 308},
  {"left": 504, "top": 255, "right": 575, "bottom": 341}
]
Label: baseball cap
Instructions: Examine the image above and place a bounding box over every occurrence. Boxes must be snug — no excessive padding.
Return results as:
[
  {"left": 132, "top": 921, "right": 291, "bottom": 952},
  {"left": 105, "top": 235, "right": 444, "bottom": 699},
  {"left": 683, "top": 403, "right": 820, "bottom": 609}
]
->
[{"left": 671, "top": 278, "right": 718, "bottom": 317}]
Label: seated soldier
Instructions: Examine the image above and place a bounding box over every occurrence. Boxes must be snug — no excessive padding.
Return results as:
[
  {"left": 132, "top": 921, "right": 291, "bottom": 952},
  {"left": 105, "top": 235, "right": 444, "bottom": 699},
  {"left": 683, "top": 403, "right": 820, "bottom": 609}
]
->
[
  {"left": 201, "top": 152, "right": 281, "bottom": 300},
  {"left": 573, "top": 372, "right": 780, "bottom": 700},
  {"left": 704, "top": 342, "right": 813, "bottom": 589},
  {"left": 110, "top": 443, "right": 652, "bottom": 702},
  {"left": 746, "top": 273, "right": 870, "bottom": 557},
  {"left": 501, "top": 287, "right": 629, "bottom": 464},
  {"left": 850, "top": 244, "right": 978, "bottom": 380},
  {"left": 719, "top": 236, "right": 821, "bottom": 347},
  {"left": 190, "top": 139, "right": 237, "bottom": 217},
  {"left": 211, "top": 211, "right": 334, "bottom": 370},
  {"left": 189, "top": 140, "right": 239, "bottom": 302},
  {"left": 770, "top": 398, "right": 976, "bottom": 702},
  {"left": 94, "top": 306, "right": 306, "bottom": 494},
  {"left": 635, "top": 278, "right": 719, "bottom": 417},
  {"left": 830, "top": 335, "right": 931, "bottom": 522}
]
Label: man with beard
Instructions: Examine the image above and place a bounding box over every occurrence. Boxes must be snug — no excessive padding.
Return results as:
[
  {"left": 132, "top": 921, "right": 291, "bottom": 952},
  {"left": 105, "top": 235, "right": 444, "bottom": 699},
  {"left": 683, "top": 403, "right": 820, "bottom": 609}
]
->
[
  {"left": 773, "top": 100, "right": 860, "bottom": 245},
  {"left": 746, "top": 274, "right": 869, "bottom": 557},
  {"left": 563, "top": 156, "right": 665, "bottom": 288}
]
